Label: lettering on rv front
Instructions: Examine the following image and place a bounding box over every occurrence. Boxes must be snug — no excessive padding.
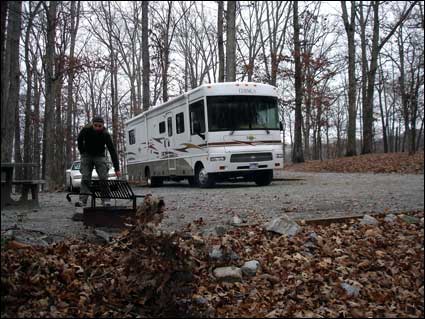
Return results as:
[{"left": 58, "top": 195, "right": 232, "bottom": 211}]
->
[{"left": 238, "top": 88, "right": 256, "bottom": 94}]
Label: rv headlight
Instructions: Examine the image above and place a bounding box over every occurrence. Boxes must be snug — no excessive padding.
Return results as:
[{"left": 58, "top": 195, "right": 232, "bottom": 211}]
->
[
  {"left": 210, "top": 156, "right": 226, "bottom": 162},
  {"left": 276, "top": 153, "right": 284, "bottom": 159}
]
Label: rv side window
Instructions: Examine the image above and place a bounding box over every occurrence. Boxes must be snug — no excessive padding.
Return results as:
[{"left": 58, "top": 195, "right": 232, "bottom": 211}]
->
[
  {"left": 159, "top": 121, "right": 166, "bottom": 134},
  {"left": 189, "top": 100, "right": 205, "bottom": 135},
  {"left": 176, "top": 112, "right": 185, "bottom": 134},
  {"left": 167, "top": 117, "right": 173, "bottom": 136},
  {"left": 128, "top": 129, "right": 136, "bottom": 145}
]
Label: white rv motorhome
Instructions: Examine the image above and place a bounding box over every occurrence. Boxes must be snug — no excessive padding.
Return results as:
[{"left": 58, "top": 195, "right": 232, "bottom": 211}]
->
[{"left": 125, "top": 82, "right": 284, "bottom": 187}]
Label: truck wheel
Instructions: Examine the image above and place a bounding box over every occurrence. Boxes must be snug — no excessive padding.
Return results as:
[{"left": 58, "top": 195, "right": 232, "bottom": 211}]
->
[
  {"left": 195, "top": 165, "right": 215, "bottom": 188},
  {"left": 255, "top": 170, "right": 273, "bottom": 186}
]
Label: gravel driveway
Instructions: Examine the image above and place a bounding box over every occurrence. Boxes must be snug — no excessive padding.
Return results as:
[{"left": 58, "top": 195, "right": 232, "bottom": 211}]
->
[{"left": 1, "top": 171, "right": 423, "bottom": 242}]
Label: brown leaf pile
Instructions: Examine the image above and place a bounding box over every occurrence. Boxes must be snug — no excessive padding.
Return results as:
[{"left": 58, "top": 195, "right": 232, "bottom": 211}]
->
[
  {"left": 285, "top": 152, "right": 424, "bottom": 174},
  {"left": 1, "top": 211, "right": 424, "bottom": 318},
  {"left": 195, "top": 211, "right": 424, "bottom": 318}
]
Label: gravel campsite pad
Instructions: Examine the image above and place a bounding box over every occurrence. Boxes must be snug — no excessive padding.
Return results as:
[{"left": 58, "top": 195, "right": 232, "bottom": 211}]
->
[{"left": 1, "top": 171, "right": 424, "bottom": 242}]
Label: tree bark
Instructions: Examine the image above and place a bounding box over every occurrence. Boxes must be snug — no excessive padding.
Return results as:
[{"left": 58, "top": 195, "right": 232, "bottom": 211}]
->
[
  {"left": 142, "top": 1, "right": 150, "bottom": 110},
  {"left": 66, "top": 1, "right": 80, "bottom": 170},
  {"left": 225, "top": 1, "right": 236, "bottom": 82},
  {"left": 292, "top": 1, "right": 304, "bottom": 163},
  {"left": 341, "top": 1, "right": 357, "bottom": 156},
  {"left": 217, "top": 1, "right": 225, "bottom": 82},
  {"left": 1, "top": 1, "right": 22, "bottom": 163},
  {"left": 44, "top": 1, "right": 58, "bottom": 191}
]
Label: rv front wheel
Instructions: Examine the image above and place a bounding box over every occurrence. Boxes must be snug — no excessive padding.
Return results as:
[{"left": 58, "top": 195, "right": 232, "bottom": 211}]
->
[{"left": 195, "top": 165, "right": 215, "bottom": 188}]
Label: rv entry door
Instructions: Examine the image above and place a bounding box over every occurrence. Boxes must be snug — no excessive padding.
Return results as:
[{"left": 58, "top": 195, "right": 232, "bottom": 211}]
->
[{"left": 166, "top": 113, "right": 176, "bottom": 173}]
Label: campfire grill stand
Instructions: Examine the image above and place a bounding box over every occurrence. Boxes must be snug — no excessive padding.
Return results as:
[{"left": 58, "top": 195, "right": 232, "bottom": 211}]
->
[{"left": 66, "top": 180, "right": 145, "bottom": 228}]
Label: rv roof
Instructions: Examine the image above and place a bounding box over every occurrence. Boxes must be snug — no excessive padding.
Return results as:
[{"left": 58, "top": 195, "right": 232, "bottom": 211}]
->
[{"left": 125, "top": 82, "right": 277, "bottom": 125}]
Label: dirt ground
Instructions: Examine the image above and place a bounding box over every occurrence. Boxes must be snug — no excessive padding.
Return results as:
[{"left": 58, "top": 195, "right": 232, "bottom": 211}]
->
[{"left": 1, "top": 170, "right": 424, "bottom": 244}]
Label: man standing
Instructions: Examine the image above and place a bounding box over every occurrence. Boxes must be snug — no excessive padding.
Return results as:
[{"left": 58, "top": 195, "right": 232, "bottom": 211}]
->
[{"left": 75, "top": 116, "right": 121, "bottom": 207}]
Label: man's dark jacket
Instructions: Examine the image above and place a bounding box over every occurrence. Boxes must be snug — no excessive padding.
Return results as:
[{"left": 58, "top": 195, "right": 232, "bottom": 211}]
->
[{"left": 77, "top": 124, "right": 120, "bottom": 171}]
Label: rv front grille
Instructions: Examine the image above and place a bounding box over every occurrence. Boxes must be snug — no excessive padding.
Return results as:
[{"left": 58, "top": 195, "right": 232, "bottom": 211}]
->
[{"left": 230, "top": 152, "right": 273, "bottom": 163}]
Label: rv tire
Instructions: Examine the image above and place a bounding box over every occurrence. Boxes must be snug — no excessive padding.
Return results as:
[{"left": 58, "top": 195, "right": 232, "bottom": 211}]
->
[
  {"left": 146, "top": 168, "right": 163, "bottom": 187},
  {"left": 195, "top": 164, "right": 215, "bottom": 188},
  {"left": 254, "top": 170, "right": 273, "bottom": 186}
]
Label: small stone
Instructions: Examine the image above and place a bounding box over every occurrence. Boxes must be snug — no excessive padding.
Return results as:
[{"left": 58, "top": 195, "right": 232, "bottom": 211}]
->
[
  {"left": 419, "top": 286, "right": 424, "bottom": 297},
  {"left": 230, "top": 215, "right": 243, "bottom": 226},
  {"left": 360, "top": 214, "right": 379, "bottom": 226},
  {"left": 241, "top": 260, "right": 260, "bottom": 276},
  {"left": 384, "top": 214, "right": 397, "bottom": 223},
  {"left": 192, "top": 294, "right": 208, "bottom": 305},
  {"left": 209, "top": 245, "right": 223, "bottom": 260},
  {"left": 264, "top": 216, "right": 301, "bottom": 237},
  {"left": 400, "top": 215, "right": 420, "bottom": 224},
  {"left": 341, "top": 281, "right": 361, "bottom": 297},
  {"left": 3, "top": 230, "right": 14, "bottom": 239},
  {"left": 247, "top": 231, "right": 256, "bottom": 237},
  {"left": 307, "top": 231, "right": 318, "bottom": 241},
  {"left": 213, "top": 266, "right": 242, "bottom": 282},
  {"left": 215, "top": 225, "right": 228, "bottom": 236}
]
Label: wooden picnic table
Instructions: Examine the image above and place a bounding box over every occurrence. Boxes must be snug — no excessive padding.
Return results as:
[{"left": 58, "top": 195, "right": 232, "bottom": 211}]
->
[{"left": 1, "top": 163, "right": 46, "bottom": 208}]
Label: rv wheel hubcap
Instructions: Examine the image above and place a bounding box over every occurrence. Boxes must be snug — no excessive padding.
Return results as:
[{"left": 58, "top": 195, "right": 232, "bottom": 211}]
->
[{"left": 198, "top": 168, "right": 208, "bottom": 185}]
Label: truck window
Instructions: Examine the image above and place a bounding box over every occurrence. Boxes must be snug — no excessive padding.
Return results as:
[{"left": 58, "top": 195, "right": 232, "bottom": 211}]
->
[
  {"left": 167, "top": 117, "right": 173, "bottom": 136},
  {"left": 176, "top": 112, "right": 185, "bottom": 134},
  {"left": 159, "top": 121, "right": 166, "bottom": 134},
  {"left": 128, "top": 129, "right": 136, "bottom": 145},
  {"left": 189, "top": 100, "right": 205, "bottom": 135}
]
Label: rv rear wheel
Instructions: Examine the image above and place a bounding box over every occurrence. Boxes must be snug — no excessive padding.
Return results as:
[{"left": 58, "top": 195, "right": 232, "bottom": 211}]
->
[
  {"left": 254, "top": 170, "right": 273, "bottom": 186},
  {"left": 146, "top": 168, "right": 163, "bottom": 187},
  {"left": 195, "top": 165, "right": 215, "bottom": 188}
]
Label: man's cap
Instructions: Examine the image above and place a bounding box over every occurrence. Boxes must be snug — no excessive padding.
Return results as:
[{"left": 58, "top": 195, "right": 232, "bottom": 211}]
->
[{"left": 92, "top": 115, "right": 104, "bottom": 123}]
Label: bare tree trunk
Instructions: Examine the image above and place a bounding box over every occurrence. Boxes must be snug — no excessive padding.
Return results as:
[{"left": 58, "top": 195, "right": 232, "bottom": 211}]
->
[
  {"left": 44, "top": 1, "right": 58, "bottom": 191},
  {"left": 217, "top": 1, "right": 225, "bottom": 82},
  {"left": 417, "top": 116, "right": 424, "bottom": 151},
  {"left": 33, "top": 71, "right": 41, "bottom": 179},
  {"left": 341, "top": 1, "right": 357, "bottom": 156},
  {"left": 66, "top": 1, "right": 80, "bottom": 170},
  {"left": 0, "top": 2, "right": 7, "bottom": 68},
  {"left": 378, "top": 62, "right": 388, "bottom": 153},
  {"left": 14, "top": 101, "right": 23, "bottom": 184},
  {"left": 142, "top": 1, "right": 150, "bottom": 110},
  {"left": 226, "top": 1, "right": 236, "bottom": 82},
  {"left": 1, "top": 1, "right": 22, "bottom": 163},
  {"left": 24, "top": 2, "right": 42, "bottom": 179},
  {"left": 292, "top": 1, "right": 304, "bottom": 163}
]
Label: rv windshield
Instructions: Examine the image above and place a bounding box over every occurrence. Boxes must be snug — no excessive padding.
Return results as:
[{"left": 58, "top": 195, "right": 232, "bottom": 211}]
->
[{"left": 207, "top": 96, "right": 279, "bottom": 132}]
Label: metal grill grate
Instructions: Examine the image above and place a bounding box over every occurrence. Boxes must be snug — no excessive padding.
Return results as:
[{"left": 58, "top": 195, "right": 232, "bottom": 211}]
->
[{"left": 230, "top": 152, "right": 273, "bottom": 163}]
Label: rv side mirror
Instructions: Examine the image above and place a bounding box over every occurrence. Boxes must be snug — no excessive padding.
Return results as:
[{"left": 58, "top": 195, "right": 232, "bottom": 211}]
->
[{"left": 279, "top": 121, "right": 283, "bottom": 131}]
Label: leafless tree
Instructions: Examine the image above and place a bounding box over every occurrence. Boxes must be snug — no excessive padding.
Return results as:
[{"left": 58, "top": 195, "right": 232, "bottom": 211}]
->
[
  {"left": 341, "top": 1, "right": 357, "bottom": 156},
  {"left": 226, "top": 1, "right": 237, "bottom": 82},
  {"left": 292, "top": 1, "right": 304, "bottom": 163}
]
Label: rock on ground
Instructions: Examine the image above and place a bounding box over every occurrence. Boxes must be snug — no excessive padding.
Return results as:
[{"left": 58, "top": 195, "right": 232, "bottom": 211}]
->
[
  {"left": 241, "top": 260, "right": 260, "bottom": 276},
  {"left": 360, "top": 214, "right": 379, "bottom": 226},
  {"left": 213, "top": 266, "right": 243, "bottom": 282},
  {"left": 264, "top": 216, "right": 301, "bottom": 236}
]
